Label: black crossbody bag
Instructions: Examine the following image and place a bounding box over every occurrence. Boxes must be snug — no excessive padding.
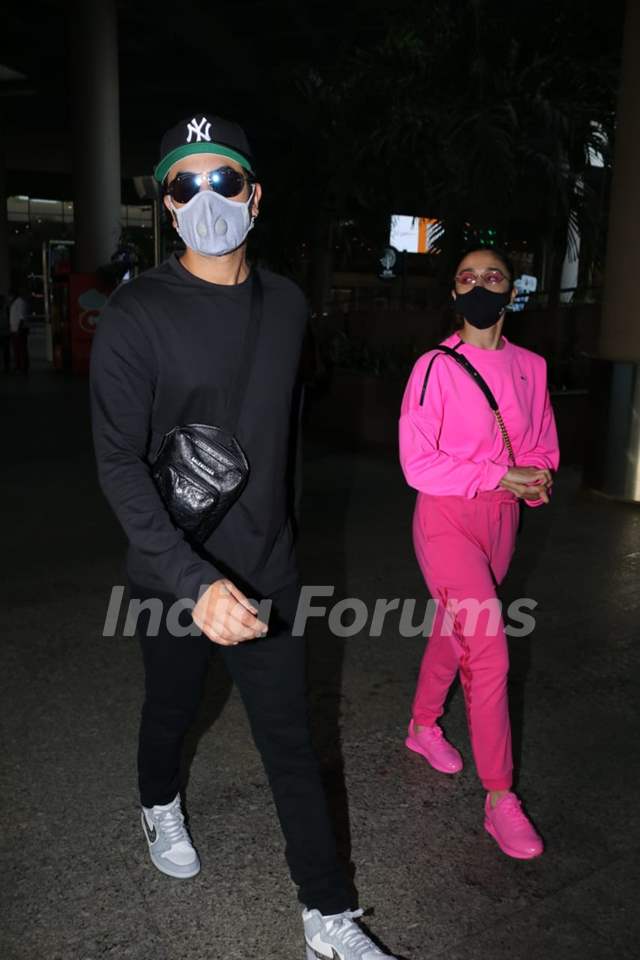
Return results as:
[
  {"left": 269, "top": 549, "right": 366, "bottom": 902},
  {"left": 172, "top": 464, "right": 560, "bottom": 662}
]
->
[
  {"left": 151, "top": 270, "right": 263, "bottom": 544},
  {"left": 419, "top": 339, "right": 516, "bottom": 467}
]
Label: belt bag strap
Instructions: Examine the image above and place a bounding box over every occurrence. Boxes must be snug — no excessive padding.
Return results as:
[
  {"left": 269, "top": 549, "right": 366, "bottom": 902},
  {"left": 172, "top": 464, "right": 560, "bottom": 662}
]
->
[
  {"left": 149, "top": 269, "right": 264, "bottom": 545},
  {"left": 419, "top": 342, "right": 516, "bottom": 467}
]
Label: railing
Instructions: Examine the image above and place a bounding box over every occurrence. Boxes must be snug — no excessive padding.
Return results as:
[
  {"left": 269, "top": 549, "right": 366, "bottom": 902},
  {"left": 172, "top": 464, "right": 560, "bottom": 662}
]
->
[
  {"left": 326, "top": 284, "right": 603, "bottom": 314},
  {"left": 314, "top": 293, "right": 602, "bottom": 392}
]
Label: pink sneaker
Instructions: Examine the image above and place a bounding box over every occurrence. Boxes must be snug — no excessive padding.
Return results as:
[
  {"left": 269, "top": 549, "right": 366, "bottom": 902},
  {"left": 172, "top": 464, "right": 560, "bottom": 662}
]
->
[
  {"left": 484, "top": 792, "right": 544, "bottom": 859},
  {"left": 405, "top": 719, "right": 463, "bottom": 774}
]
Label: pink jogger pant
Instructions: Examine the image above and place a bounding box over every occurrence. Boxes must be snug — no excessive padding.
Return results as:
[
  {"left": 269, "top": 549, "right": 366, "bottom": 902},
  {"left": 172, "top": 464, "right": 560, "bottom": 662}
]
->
[{"left": 412, "top": 489, "right": 520, "bottom": 791}]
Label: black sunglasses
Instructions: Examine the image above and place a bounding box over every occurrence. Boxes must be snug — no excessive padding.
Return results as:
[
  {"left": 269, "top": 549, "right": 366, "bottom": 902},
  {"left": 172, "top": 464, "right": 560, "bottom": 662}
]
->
[{"left": 166, "top": 166, "right": 256, "bottom": 204}]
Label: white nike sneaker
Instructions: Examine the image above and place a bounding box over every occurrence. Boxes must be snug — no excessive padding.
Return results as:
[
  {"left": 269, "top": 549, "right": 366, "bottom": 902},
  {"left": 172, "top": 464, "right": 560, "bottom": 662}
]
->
[
  {"left": 141, "top": 793, "right": 200, "bottom": 879},
  {"left": 303, "top": 908, "right": 398, "bottom": 959}
]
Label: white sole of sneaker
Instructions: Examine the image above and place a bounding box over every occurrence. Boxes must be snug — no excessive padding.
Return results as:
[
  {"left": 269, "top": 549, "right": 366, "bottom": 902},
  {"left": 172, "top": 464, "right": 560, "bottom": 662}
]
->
[{"left": 147, "top": 850, "right": 201, "bottom": 879}]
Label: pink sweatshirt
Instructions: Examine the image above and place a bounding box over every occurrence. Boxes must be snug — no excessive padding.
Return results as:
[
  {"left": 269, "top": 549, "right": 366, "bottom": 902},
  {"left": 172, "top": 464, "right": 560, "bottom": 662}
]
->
[{"left": 399, "top": 333, "right": 560, "bottom": 503}]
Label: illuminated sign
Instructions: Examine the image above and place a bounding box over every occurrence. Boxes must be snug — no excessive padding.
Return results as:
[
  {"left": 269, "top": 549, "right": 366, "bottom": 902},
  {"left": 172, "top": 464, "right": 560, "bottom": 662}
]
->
[{"left": 389, "top": 215, "right": 444, "bottom": 254}]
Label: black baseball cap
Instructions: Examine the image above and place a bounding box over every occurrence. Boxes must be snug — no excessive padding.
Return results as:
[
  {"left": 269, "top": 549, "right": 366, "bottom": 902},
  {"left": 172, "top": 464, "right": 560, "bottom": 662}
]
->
[{"left": 154, "top": 113, "right": 255, "bottom": 183}]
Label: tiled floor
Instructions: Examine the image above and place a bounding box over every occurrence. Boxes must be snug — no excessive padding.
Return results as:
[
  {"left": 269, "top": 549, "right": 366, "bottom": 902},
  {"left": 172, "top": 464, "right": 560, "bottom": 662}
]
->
[{"left": 1, "top": 370, "right": 638, "bottom": 959}]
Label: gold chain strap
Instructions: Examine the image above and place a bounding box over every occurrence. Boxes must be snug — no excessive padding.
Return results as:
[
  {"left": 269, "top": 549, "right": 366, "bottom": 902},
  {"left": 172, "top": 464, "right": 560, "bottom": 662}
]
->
[{"left": 493, "top": 409, "right": 516, "bottom": 466}]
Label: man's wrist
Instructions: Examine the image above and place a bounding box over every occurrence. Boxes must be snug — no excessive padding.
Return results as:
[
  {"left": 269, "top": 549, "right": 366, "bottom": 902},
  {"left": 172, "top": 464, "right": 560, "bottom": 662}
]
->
[{"left": 194, "top": 575, "right": 224, "bottom": 604}]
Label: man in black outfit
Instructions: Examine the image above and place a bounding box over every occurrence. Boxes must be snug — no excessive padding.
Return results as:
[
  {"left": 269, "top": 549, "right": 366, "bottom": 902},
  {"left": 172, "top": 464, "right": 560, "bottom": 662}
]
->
[{"left": 90, "top": 113, "right": 398, "bottom": 960}]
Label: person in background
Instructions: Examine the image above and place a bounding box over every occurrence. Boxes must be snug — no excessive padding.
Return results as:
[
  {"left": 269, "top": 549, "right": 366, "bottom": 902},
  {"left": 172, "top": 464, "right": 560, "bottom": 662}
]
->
[
  {"left": 0, "top": 294, "right": 11, "bottom": 373},
  {"left": 399, "top": 246, "right": 560, "bottom": 860},
  {"left": 9, "top": 286, "right": 31, "bottom": 374}
]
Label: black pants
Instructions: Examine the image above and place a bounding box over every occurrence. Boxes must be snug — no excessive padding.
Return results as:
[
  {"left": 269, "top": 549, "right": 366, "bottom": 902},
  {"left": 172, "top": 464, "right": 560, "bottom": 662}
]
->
[
  {"left": 11, "top": 330, "right": 29, "bottom": 373},
  {"left": 1, "top": 335, "right": 11, "bottom": 373},
  {"left": 129, "top": 579, "right": 353, "bottom": 915}
]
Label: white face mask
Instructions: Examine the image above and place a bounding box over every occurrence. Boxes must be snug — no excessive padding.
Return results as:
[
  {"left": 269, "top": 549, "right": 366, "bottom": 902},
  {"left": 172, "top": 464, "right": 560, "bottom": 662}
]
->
[{"left": 169, "top": 187, "right": 255, "bottom": 257}]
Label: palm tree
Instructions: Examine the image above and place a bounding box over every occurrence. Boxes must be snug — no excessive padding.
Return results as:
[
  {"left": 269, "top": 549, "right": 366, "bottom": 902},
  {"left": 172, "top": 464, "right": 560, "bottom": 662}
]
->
[{"left": 254, "top": 0, "right": 622, "bottom": 312}]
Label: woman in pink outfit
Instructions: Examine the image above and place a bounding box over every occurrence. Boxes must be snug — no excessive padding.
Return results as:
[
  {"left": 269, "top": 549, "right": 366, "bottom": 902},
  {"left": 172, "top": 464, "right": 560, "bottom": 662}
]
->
[{"left": 398, "top": 247, "right": 560, "bottom": 860}]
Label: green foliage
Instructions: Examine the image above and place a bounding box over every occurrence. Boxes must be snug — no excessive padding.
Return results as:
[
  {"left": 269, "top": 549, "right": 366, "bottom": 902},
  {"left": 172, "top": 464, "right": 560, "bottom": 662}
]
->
[{"left": 255, "top": 0, "right": 622, "bottom": 285}]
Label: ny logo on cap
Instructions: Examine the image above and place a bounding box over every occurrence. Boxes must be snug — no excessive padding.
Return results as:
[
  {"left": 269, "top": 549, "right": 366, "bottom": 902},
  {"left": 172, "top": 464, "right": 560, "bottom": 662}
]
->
[{"left": 186, "top": 117, "right": 212, "bottom": 143}]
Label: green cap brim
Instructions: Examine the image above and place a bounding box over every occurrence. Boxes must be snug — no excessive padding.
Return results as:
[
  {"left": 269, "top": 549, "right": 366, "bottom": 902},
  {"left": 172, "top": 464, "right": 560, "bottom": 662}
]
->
[{"left": 154, "top": 142, "right": 254, "bottom": 182}]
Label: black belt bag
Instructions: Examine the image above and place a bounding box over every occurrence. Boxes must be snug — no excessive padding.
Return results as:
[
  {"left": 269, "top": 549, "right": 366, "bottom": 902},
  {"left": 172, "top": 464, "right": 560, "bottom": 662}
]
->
[{"left": 151, "top": 270, "right": 263, "bottom": 543}]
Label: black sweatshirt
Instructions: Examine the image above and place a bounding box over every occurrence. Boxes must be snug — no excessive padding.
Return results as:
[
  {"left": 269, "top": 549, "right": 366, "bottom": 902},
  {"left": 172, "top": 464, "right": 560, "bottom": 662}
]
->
[{"left": 89, "top": 254, "right": 306, "bottom": 602}]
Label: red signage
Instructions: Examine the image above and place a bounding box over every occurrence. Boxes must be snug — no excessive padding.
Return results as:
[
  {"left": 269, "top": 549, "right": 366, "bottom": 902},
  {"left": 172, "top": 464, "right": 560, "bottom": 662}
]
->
[{"left": 68, "top": 273, "right": 111, "bottom": 374}]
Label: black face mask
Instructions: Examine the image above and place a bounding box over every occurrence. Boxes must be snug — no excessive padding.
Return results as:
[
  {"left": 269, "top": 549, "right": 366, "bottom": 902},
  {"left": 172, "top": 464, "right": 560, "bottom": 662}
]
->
[{"left": 454, "top": 286, "right": 511, "bottom": 330}]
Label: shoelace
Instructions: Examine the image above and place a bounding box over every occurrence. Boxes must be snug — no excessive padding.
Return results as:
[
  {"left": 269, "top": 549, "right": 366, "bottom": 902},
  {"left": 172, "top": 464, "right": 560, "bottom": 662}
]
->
[
  {"left": 154, "top": 801, "right": 190, "bottom": 845},
  {"left": 325, "top": 909, "right": 380, "bottom": 956},
  {"left": 417, "top": 723, "right": 442, "bottom": 740},
  {"left": 497, "top": 795, "right": 529, "bottom": 828}
]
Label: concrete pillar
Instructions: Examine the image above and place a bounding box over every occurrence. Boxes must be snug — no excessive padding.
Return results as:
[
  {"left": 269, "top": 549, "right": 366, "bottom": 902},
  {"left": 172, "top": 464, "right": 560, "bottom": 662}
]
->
[
  {"left": 68, "top": 0, "right": 121, "bottom": 272},
  {"left": 584, "top": 0, "right": 640, "bottom": 500},
  {"left": 559, "top": 231, "right": 580, "bottom": 304},
  {"left": 598, "top": 0, "right": 640, "bottom": 362},
  {"left": 0, "top": 149, "right": 9, "bottom": 296}
]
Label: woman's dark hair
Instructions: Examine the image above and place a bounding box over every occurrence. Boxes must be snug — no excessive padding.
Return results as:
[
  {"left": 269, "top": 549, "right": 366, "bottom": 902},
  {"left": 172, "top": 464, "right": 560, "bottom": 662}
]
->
[{"left": 453, "top": 245, "right": 515, "bottom": 290}]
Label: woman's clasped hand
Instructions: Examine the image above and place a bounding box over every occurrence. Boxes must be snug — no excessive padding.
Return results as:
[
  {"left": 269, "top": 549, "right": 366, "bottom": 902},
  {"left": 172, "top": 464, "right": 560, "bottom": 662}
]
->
[{"left": 499, "top": 466, "right": 553, "bottom": 503}]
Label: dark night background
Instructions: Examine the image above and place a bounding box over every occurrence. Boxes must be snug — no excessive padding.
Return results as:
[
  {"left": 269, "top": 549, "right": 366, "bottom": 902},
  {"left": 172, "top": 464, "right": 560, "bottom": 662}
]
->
[
  {"left": 1, "top": 4, "right": 639, "bottom": 960},
  {"left": 0, "top": 1, "right": 626, "bottom": 294}
]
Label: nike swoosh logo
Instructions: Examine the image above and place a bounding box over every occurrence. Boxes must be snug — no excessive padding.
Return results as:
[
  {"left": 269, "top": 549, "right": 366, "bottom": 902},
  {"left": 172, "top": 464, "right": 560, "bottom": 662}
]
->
[
  {"left": 308, "top": 948, "right": 340, "bottom": 960},
  {"left": 142, "top": 814, "right": 157, "bottom": 844}
]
